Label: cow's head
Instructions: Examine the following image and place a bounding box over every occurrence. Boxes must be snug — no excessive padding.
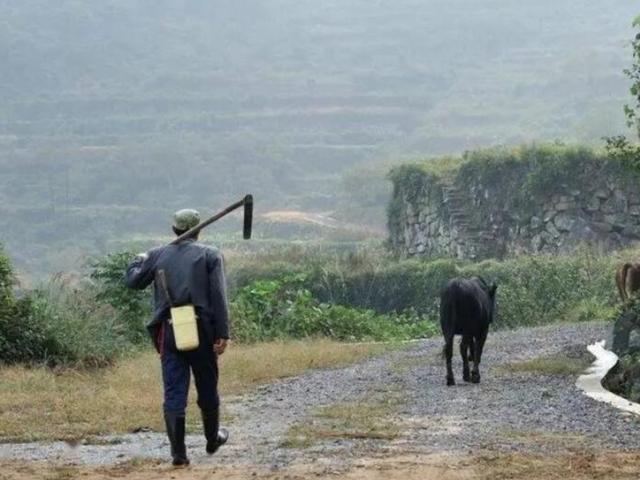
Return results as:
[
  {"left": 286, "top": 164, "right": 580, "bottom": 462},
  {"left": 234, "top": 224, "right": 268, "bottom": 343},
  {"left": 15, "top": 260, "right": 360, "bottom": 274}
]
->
[{"left": 478, "top": 276, "right": 498, "bottom": 322}]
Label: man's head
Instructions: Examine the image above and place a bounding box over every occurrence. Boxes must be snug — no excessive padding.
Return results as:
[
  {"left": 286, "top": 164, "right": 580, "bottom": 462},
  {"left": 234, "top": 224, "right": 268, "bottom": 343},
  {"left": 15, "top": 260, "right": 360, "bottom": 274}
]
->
[{"left": 173, "top": 209, "right": 200, "bottom": 237}]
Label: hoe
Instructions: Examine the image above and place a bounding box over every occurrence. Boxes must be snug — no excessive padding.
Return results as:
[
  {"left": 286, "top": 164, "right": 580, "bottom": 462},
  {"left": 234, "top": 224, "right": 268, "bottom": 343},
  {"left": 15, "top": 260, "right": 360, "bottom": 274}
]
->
[{"left": 170, "top": 194, "right": 254, "bottom": 244}]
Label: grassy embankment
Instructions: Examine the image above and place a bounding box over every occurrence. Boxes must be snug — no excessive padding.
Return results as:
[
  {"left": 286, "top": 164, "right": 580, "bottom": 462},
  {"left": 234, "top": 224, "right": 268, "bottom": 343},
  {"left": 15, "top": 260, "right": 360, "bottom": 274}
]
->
[{"left": 0, "top": 340, "right": 385, "bottom": 443}]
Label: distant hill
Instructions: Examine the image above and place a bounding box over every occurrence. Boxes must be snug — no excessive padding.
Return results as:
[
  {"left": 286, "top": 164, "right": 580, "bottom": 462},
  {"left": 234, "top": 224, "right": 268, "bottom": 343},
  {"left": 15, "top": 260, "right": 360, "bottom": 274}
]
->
[{"left": 0, "top": 0, "right": 637, "bottom": 276}]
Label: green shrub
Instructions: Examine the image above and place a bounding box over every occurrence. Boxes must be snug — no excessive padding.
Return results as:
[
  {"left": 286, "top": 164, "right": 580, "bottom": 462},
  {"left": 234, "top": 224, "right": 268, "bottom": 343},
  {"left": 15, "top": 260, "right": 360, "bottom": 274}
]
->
[
  {"left": 453, "top": 254, "right": 608, "bottom": 327},
  {"left": 308, "top": 257, "right": 458, "bottom": 316},
  {"left": 90, "top": 251, "right": 151, "bottom": 343},
  {"left": 234, "top": 246, "right": 618, "bottom": 330},
  {"left": 0, "top": 244, "right": 50, "bottom": 364},
  {"left": 0, "top": 296, "right": 48, "bottom": 364},
  {"left": 459, "top": 253, "right": 615, "bottom": 328},
  {"left": 230, "top": 275, "right": 438, "bottom": 343}
]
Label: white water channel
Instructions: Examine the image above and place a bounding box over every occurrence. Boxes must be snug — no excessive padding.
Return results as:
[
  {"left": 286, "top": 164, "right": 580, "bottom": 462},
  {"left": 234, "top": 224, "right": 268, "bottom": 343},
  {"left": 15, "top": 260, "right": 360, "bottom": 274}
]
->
[{"left": 576, "top": 340, "right": 640, "bottom": 416}]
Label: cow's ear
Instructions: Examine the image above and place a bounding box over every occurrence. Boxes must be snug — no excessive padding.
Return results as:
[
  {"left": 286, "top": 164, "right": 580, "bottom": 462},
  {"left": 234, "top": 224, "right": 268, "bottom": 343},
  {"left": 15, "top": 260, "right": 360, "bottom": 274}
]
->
[{"left": 490, "top": 284, "right": 498, "bottom": 297}]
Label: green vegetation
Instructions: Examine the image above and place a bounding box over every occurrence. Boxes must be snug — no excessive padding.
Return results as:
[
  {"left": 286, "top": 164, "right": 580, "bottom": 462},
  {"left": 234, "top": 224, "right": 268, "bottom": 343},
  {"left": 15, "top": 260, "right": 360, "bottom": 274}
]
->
[
  {"left": 0, "top": 239, "right": 623, "bottom": 366},
  {"left": 0, "top": 244, "right": 136, "bottom": 366},
  {"left": 230, "top": 275, "right": 436, "bottom": 343},
  {"left": 606, "top": 18, "right": 640, "bottom": 168},
  {"left": 90, "top": 252, "right": 150, "bottom": 343},
  {"left": 0, "top": 245, "right": 45, "bottom": 363},
  {"left": 27, "top": 280, "right": 129, "bottom": 367},
  {"left": 624, "top": 16, "right": 640, "bottom": 139},
  {"left": 0, "top": 247, "right": 438, "bottom": 365},
  {"left": 235, "top": 246, "right": 618, "bottom": 330}
]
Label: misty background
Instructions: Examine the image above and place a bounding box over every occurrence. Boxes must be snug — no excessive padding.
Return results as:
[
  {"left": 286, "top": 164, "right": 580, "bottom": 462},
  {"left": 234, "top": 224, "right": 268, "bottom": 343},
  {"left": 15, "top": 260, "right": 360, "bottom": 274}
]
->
[{"left": 0, "top": 0, "right": 637, "bottom": 278}]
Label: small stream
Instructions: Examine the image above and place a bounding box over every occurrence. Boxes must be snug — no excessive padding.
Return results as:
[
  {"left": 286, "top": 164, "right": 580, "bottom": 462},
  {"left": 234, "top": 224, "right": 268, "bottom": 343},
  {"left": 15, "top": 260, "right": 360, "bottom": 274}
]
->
[{"left": 576, "top": 340, "right": 640, "bottom": 416}]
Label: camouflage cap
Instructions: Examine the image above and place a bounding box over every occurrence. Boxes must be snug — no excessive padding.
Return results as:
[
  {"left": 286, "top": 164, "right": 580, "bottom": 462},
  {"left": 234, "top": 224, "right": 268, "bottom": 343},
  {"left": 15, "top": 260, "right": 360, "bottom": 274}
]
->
[{"left": 173, "top": 209, "right": 200, "bottom": 231}]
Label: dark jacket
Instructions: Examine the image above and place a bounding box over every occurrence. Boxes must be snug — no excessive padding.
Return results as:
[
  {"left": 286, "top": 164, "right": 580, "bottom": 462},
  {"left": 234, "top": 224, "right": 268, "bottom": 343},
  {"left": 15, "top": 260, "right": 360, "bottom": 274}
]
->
[{"left": 124, "top": 239, "right": 230, "bottom": 341}]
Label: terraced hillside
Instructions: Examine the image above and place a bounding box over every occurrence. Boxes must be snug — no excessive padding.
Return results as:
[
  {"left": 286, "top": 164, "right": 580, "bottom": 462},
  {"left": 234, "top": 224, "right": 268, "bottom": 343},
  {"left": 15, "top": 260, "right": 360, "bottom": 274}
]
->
[{"left": 0, "top": 0, "right": 637, "bottom": 275}]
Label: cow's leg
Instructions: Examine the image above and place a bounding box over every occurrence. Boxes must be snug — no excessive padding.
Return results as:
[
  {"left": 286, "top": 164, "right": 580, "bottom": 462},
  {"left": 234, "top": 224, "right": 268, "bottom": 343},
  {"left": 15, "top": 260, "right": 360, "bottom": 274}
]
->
[
  {"left": 445, "top": 335, "right": 455, "bottom": 386},
  {"left": 471, "top": 329, "right": 488, "bottom": 384},
  {"left": 460, "top": 336, "right": 471, "bottom": 382}
]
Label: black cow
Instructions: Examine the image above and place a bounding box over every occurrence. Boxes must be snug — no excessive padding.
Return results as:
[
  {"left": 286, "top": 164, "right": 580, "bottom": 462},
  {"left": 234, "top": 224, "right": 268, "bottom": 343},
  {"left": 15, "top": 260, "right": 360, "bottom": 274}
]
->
[{"left": 440, "top": 276, "right": 497, "bottom": 386}]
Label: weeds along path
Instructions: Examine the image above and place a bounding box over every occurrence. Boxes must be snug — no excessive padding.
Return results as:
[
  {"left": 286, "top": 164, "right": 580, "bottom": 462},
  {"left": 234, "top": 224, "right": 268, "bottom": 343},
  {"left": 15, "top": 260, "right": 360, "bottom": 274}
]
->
[{"left": 1, "top": 322, "right": 639, "bottom": 470}]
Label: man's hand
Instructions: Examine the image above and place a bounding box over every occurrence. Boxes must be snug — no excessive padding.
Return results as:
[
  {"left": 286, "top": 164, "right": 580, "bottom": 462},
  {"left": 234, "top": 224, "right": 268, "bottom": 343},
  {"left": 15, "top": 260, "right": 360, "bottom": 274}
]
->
[
  {"left": 135, "top": 252, "right": 149, "bottom": 262},
  {"left": 213, "top": 338, "right": 229, "bottom": 356}
]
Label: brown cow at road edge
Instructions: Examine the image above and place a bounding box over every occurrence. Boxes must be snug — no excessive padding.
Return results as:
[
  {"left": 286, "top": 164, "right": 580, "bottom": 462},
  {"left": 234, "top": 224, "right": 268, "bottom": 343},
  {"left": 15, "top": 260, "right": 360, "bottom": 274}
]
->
[
  {"left": 440, "top": 277, "right": 497, "bottom": 386},
  {"left": 615, "top": 262, "right": 640, "bottom": 302}
]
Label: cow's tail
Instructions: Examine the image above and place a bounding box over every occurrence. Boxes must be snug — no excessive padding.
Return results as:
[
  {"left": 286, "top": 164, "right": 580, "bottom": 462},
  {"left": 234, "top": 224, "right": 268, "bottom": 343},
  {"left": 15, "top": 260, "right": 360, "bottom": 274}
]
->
[{"left": 440, "top": 284, "right": 458, "bottom": 360}]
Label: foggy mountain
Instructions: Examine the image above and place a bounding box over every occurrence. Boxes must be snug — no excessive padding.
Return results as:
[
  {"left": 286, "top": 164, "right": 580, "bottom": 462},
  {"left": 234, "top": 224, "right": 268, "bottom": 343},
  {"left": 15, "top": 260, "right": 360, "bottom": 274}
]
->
[{"left": 0, "top": 0, "right": 637, "bottom": 275}]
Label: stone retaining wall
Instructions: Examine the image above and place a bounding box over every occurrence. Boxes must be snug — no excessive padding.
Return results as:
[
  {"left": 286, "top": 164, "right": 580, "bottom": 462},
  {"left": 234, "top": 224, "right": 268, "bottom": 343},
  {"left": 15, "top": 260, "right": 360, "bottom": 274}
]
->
[{"left": 389, "top": 147, "right": 640, "bottom": 259}]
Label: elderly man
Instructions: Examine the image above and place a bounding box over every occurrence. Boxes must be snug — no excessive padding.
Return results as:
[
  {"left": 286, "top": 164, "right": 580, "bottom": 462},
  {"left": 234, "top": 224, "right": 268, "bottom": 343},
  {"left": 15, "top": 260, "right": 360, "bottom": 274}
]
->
[{"left": 125, "top": 209, "right": 229, "bottom": 466}]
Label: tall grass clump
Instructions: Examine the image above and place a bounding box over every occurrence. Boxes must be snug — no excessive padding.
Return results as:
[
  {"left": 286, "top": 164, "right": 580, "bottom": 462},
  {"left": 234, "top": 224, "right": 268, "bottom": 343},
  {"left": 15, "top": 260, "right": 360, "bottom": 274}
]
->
[
  {"left": 0, "top": 244, "right": 49, "bottom": 364},
  {"left": 0, "top": 246, "right": 146, "bottom": 366},
  {"left": 27, "top": 277, "right": 133, "bottom": 366}
]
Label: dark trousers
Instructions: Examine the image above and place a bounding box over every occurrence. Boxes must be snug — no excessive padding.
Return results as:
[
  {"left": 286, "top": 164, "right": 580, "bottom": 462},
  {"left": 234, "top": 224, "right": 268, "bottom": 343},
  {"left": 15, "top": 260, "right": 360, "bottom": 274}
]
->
[{"left": 160, "top": 321, "right": 220, "bottom": 414}]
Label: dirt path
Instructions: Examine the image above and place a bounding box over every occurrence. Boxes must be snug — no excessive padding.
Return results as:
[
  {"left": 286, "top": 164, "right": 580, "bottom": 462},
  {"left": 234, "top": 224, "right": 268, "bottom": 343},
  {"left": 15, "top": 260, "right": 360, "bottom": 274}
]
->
[{"left": 2, "top": 322, "right": 640, "bottom": 478}]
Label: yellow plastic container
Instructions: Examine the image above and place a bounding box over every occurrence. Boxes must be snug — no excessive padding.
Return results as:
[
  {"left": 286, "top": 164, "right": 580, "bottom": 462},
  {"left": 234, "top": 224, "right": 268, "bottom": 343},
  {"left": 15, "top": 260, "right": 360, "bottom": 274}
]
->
[{"left": 170, "top": 305, "right": 200, "bottom": 351}]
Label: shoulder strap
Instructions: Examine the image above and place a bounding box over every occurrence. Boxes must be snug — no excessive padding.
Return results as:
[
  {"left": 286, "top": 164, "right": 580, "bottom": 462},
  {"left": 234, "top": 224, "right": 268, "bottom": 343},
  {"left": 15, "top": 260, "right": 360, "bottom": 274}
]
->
[{"left": 156, "top": 269, "right": 174, "bottom": 307}]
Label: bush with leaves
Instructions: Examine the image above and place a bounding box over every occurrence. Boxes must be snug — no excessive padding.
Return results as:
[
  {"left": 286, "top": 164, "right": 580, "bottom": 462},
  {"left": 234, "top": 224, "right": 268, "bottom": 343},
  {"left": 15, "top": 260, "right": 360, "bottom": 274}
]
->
[
  {"left": 230, "top": 275, "right": 438, "bottom": 343},
  {"left": 0, "top": 296, "right": 48, "bottom": 364},
  {"left": 237, "top": 247, "right": 619, "bottom": 331},
  {"left": 90, "top": 251, "right": 151, "bottom": 343},
  {"left": 624, "top": 16, "right": 640, "bottom": 139},
  {"left": 606, "top": 16, "right": 640, "bottom": 167}
]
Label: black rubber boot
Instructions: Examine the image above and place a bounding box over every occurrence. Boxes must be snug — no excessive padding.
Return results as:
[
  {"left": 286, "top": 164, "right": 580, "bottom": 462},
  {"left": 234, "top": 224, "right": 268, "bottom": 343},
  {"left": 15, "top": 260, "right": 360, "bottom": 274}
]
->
[
  {"left": 164, "top": 411, "right": 190, "bottom": 467},
  {"left": 201, "top": 409, "right": 229, "bottom": 455}
]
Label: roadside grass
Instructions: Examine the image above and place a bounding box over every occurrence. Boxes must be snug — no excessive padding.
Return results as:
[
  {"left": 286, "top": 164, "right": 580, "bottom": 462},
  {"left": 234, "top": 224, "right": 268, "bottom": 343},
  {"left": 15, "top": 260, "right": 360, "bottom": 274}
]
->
[
  {"left": 101, "top": 457, "right": 164, "bottom": 475},
  {"left": 499, "top": 350, "right": 593, "bottom": 376},
  {"left": 220, "top": 339, "right": 386, "bottom": 392},
  {"left": 282, "top": 392, "right": 404, "bottom": 448},
  {"left": 44, "top": 466, "right": 77, "bottom": 480},
  {"left": 477, "top": 452, "right": 640, "bottom": 480},
  {"left": 498, "top": 429, "right": 588, "bottom": 449},
  {"left": 0, "top": 340, "right": 386, "bottom": 443}
]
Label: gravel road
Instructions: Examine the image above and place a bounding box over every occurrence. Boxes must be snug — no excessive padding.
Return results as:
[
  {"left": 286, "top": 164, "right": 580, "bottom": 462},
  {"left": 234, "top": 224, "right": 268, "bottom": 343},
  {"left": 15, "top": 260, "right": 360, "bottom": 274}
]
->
[{"left": 1, "top": 321, "right": 638, "bottom": 469}]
